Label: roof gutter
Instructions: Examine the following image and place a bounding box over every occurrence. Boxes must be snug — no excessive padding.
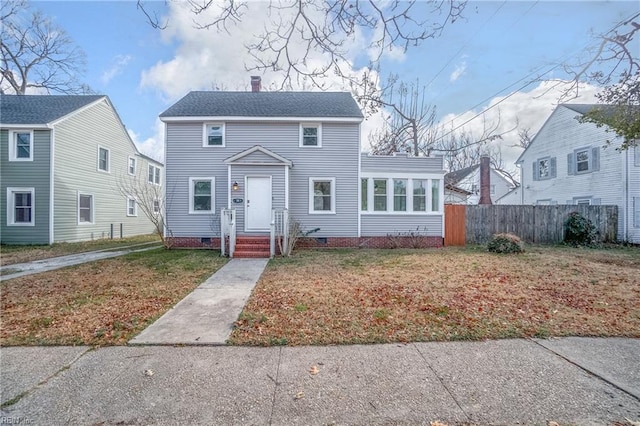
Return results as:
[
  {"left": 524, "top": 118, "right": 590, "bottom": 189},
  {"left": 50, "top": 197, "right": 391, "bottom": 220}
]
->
[{"left": 159, "top": 116, "right": 364, "bottom": 123}]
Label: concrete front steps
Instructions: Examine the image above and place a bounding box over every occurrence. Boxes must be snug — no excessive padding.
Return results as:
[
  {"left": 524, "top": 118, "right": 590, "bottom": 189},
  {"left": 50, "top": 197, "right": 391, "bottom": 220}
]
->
[{"left": 233, "top": 235, "right": 272, "bottom": 258}]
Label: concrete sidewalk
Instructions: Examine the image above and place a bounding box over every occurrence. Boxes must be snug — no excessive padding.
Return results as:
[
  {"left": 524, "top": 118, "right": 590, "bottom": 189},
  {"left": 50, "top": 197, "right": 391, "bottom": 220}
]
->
[
  {"left": 129, "top": 258, "right": 269, "bottom": 345},
  {"left": 1, "top": 338, "right": 638, "bottom": 425},
  {"left": 0, "top": 242, "right": 161, "bottom": 281}
]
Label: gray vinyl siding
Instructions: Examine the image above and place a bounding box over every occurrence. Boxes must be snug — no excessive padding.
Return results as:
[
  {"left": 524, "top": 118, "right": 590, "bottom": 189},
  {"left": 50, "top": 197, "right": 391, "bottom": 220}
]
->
[
  {"left": 627, "top": 146, "right": 640, "bottom": 243},
  {"left": 361, "top": 153, "right": 444, "bottom": 172},
  {"left": 0, "top": 129, "right": 51, "bottom": 244},
  {"left": 165, "top": 121, "right": 360, "bottom": 238},
  {"left": 361, "top": 215, "right": 443, "bottom": 236},
  {"left": 519, "top": 105, "right": 628, "bottom": 241},
  {"left": 53, "top": 99, "right": 157, "bottom": 242}
]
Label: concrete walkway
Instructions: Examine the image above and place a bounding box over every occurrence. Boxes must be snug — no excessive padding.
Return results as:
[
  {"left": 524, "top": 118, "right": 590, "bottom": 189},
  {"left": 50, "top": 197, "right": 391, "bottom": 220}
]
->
[
  {"left": 0, "top": 242, "right": 161, "bottom": 281},
  {"left": 129, "top": 258, "right": 269, "bottom": 345},
  {"left": 1, "top": 338, "right": 638, "bottom": 425}
]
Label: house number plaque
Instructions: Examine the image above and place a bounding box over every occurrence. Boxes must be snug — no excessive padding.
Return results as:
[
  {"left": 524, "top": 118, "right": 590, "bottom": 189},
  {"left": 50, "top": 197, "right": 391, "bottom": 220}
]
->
[{"left": 232, "top": 198, "right": 243, "bottom": 204}]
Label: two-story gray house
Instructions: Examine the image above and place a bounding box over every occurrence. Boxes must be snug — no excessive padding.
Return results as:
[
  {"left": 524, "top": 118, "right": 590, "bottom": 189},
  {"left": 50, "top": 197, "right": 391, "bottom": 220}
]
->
[
  {"left": 515, "top": 103, "right": 640, "bottom": 243},
  {"left": 160, "top": 80, "right": 445, "bottom": 256},
  {"left": 1, "top": 95, "right": 164, "bottom": 244}
]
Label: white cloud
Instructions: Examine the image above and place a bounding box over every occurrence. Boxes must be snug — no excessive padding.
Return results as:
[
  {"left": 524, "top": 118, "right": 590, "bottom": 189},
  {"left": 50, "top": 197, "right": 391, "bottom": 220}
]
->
[
  {"left": 435, "top": 79, "right": 600, "bottom": 177},
  {"left": 101, "top": 54, "right": 132, "bottom": 85},
  {"left": 128, "top": 119, "right": 165, "bottom": 163},
  {"left": 449, "top": 61, "right": 467, "bottom": 82}
]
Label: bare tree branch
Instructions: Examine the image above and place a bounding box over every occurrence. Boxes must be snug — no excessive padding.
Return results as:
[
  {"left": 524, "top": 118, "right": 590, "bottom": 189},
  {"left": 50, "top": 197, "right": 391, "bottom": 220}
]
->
[{"left": 1, "top": 1, "right": 87, "bottom": 94}]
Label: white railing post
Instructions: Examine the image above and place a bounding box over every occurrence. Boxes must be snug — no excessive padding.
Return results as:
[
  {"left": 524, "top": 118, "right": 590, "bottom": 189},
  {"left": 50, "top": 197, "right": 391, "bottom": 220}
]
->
[
  {"left": 229, "top": 209, "right": 236, "bottom": 258},
  {"left": 270, "top": 209, "right": 276, "bottom": 258},
  {"left": 283, "top": 209, "right": 289, "bottom": 255},
  {"left": 220, "top": 210, "right": 227, "bottom": 257}
]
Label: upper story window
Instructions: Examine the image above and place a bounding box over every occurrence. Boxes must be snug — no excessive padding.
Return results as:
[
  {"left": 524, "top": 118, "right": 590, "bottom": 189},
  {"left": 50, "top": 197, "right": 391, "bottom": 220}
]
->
[
  {"left": 300, "top": 123, "right": 322, "bottom": 147},
  {"left": 148, "top": 164, "right": 161, "bottom": 185},
  {"left": 534, "top": 156, "right": 556, "bottom": 180},
  {"left": 309, "top": 177, "right": 335, "bottom": 214},
  {"left": 7, "top": 187, "right": 35, "bottom": 226},
  {"left": 128, "top": 156, "right": 137, "bottom": 175},
  {"left": 189, "top": 177, "right": 214, "bottom": 214},
  {"left": 203, "top": 123, "right": 225, "bottom": 147},
  {"left": 9, "top": 130, "right": 34, "bottom": 161},
  {"left": 98, "top": 146, "right": 110, "bottom": 172},
  {"left": 568, "top": 147, "right": 599, "bottom": 175}
]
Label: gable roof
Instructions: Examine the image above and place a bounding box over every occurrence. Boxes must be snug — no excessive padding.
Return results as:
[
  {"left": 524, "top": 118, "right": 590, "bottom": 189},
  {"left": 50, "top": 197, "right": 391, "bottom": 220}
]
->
[
  {"left": 159, "top": 91, "right": 364, "bottom": 120},
  {"left": 0, "top": 94, "right": 105, "bottom": 125},
  {"left": 224, "top": 145, "right": 292, "bottom": 166}
]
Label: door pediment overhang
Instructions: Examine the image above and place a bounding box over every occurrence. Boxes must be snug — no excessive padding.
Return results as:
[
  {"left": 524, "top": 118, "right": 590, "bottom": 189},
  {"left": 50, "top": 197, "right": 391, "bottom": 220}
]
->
[{"left": 224, "top": 145, "right": 293, "bottom": 167}]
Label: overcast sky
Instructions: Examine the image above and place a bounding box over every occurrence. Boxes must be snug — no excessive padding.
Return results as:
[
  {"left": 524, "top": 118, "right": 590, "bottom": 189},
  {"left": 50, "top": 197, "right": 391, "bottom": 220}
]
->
[{"left": 31, "top": 1, "right": 639, "bottom": 178}]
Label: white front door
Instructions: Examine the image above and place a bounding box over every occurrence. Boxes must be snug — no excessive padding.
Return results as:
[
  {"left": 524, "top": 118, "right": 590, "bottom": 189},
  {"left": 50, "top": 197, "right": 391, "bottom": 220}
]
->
[{"left": 246, "top": 176, "right": 272, "bottom": 231}]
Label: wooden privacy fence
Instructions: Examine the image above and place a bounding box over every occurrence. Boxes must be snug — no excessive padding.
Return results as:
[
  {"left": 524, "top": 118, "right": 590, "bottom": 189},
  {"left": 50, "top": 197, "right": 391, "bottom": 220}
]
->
[{"left": 447, "top": 204, "right": 618, "bottom": 245}]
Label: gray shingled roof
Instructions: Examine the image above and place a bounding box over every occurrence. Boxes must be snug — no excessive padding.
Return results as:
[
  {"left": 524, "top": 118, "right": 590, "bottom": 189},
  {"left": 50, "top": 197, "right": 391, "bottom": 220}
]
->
[
  {"left": 160, "top": 91, "right": 364, "bottom": 119},
  {"left": 444, "top": 164, "right": 479, "bottom": 186},
  {"left": 0, "top": 95, "right": 104, "bottom": 125}
]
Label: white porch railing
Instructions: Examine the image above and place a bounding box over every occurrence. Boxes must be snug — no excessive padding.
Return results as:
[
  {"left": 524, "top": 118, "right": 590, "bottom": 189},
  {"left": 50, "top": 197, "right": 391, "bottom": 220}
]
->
[
  {"left": 221, "top": 209, "right": 236, "bottom": 257},
  {"left": 270, "top": 209, "right": 289, "bottom": 258}
]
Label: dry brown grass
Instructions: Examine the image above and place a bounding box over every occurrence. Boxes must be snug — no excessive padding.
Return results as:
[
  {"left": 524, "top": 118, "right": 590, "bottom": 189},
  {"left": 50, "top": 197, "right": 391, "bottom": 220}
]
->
[
  {"left": 1, "top": 249, "right": 226, "bottom": 346},
  {"left": 228, "top": 245, "right": 640, "bottom": 346},
  {"left": 0, "top": 234, "right": 160, "bottom": 267}
]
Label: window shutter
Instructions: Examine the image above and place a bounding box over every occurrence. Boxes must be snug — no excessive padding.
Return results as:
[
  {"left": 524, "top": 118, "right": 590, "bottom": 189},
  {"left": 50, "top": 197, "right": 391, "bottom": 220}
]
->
[
  {"left": 567, "top": 153, "right": 575, "bottom": 175},
  {"left": 532, "top": 161, "right": 539, "bottom": 181},
  {"left": 592, "top": 198, "right": 601, "bottom": 205},
  {"left": 592, "top": 147, "right": 600, "bottom": 171},
  {"left": 550, "top": 157, "right": 557, "bottom": 178}
]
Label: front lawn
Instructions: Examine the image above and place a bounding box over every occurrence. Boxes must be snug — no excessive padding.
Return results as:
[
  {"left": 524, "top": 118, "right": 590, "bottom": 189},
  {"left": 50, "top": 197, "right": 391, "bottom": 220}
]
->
[
  {"left": 228, "top": 245, "right": 640, "bottom": 346},
  {"left": 0, "top": 249, "right": 227, "bottom": 346}
]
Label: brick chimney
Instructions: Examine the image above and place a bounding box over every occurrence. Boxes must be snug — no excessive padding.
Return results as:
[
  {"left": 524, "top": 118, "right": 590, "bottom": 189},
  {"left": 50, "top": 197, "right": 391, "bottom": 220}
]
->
[
  {"left": 251, "top": 76, "right": 261, "bottom": 92},
  {"left": 478, "top": 155, "right": 492, "bottom": 205}
]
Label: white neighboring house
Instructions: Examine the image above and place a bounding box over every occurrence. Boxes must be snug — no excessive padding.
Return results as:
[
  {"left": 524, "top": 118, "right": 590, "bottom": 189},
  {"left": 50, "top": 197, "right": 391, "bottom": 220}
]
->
[
  {"left": 444, "top": 164, "right": 517, "bottom": 204},
  {"left": 515, "top": 103, "right": 640, "bottom": 243}
]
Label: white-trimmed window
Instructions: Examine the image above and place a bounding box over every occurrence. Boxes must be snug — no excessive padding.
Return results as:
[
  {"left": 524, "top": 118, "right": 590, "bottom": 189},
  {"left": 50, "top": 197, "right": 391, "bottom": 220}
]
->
[
  {"left": 309, "top": 177, "right": 335, "bottom": 214},
  {"left": 413, "top": 179, "right": 427, "bottom": 212},
  {"left": 78, "top": 193, "right": 94, "bottom": 224},
  {"left": 7, "top": 187, "right": 35, "bottom": 226},
  {"left": 189, "top": 177, "right": 214, "bottom": 214},
  {"left": 431, "top": 180, "right": 440, "bottom": 212},
  {"left": 9, "top": 130, "right": 34, "bottom": 161},
  {"left": 300, "top": 123, "right": 322, "bottom": 147},
  {"left": 203, "top": 123, "right": 225, "bottom": 147},
  {"left": 393, "top": 179, "right": 407, "bottom": 212},
  {"left": 148, "top": 164, "right": 161, "bottom": 185},
  {"left": 373, "top": 179, "right": 387, "bottom": 211},
  {"left": 575, "top": 198, "right": 591, "bottom": 206},
  {"left": 127, "top": 198, "right": 137, "bottom": 216},
  {"left": 534, "top": 157, "right": 556, "bottom": 180},
  {"left": 128, "top": 156, "right": 137, "bottom": 175},
  {"left": 361, "top": 178, "right": 368, "bottom": 211},
  {"left": 568, "top": 147, "right": 599, "bottom": 175},
  {"left": 97, "top": 146, "right": 110, "bottom": 172},
  {"left": 153, "top": 199, "right": 161, "bottom": 214}
]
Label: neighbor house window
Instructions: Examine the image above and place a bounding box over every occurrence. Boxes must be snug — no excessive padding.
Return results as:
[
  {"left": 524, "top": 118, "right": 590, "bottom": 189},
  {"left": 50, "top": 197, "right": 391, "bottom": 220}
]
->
[
  {"left": 203, "top": 123, "right": 225, "bottom": 146},
  {"left": 534, "top": 156, "right": 556, "bottom": 180},
  {"left": 97, "top": 147, "right": 110, "bottom": 172},
  {"left": 490, "top": 185, "right": 496, "bottom": 195},
  {"left": 9, "top": 130, "right": 34, "bottom": 161},
  {"left": 128, "top": 157, "right": 136, "bottom": 175},
  {"left": 7, "top": 187, "right": 35, "bottom": 226},
  {"left": 189, "top": 177, "right": 214, "bottom": 213},
  {"left": 431, "top": 180, "right": 440, "bottom": 212},
  {"left": 568, "top": 147, "right": 599, "bottom": 175},
  {"left": 393, "top": 179, "right": 407, "bottom": 212},
  {"left": 148, "top": 165, "right": 161, "bottom": 185},
  {"left": 300, "top": 123, "right": 321, "bottom": 147},
  {"left": 413, "top": 179, "right": 426, "bottom": 212},
  {"left": 127, "top": 198, "right": 137, "bottom": 216},
  {"left": 575, "top": 199, "right": 591, "bottom": 205},
  {"left": 78, "top": 193, "right": 94, "bottom": 224},
  {"left": 373, "top": 179, "right": 387, "bottom": 211},
  {"left": 361, "top": 178, "right": 368, "bottom": 211},
  {"left": 153, "top": 199, "right": 161, "bottom": 214},
  {"left": 309, "top": 178, "right": 335, "bottom": 213}
]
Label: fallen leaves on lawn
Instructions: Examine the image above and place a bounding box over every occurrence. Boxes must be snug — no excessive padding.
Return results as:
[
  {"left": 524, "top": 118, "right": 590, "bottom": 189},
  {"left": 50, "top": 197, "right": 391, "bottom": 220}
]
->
[{"left": 309, "top": 365, "right": 319, "bottom": 375}]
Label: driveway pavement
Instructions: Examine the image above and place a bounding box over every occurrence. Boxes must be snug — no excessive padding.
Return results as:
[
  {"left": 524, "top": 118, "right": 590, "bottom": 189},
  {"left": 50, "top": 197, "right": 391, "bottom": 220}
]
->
[{"left": 1, "top": 338, "right": 638, "bottom": 425}]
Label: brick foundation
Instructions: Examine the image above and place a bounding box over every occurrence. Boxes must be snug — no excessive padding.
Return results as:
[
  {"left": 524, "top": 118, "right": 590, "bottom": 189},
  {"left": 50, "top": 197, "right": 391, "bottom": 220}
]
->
[{"left": 168, "top": 235, "right": 443, "bottom": 250}]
